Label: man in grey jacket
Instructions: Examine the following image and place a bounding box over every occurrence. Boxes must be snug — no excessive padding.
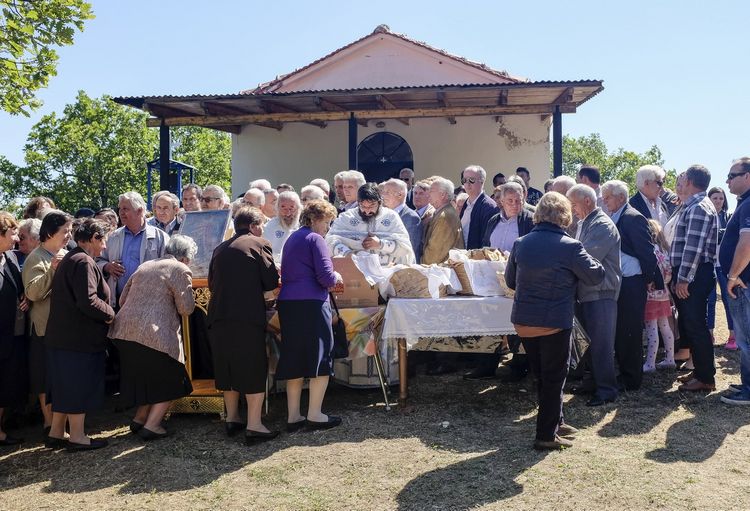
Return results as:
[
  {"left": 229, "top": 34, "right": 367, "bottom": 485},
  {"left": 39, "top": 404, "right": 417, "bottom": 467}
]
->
[
  {"left": 97, "top": 191, "right": 170, "bottom": 308},
  {"left": 568, "top": 185, "right": 622, "bottom": 406}
]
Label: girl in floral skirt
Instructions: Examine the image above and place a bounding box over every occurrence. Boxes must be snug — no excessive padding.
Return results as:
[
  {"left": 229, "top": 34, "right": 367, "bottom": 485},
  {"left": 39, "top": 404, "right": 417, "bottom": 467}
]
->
[{"left": 643, "top": 219, "right": 675, "bottom": 372}]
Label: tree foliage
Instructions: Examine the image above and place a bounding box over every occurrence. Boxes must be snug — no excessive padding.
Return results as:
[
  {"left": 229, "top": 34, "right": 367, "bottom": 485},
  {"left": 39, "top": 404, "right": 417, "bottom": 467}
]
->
[
  {"left": 170, "top": 126, "right": 232, "bottom": 194},
  {"left": 0, "top": 91, "right": 233, "bottom": 213},
  {"left": 23, "top": 90, "right": 158, "bottom": 212},
  {"left": 559, "top": 133, "right": 676, "bottom": 190},
  {"left": 0, "top": 0, "right": 93, "bottom": 115}
]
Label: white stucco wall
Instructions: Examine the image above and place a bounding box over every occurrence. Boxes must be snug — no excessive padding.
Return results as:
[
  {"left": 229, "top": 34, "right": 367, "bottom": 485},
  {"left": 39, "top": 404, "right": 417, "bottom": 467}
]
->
[{"left": 231, "top": 114, "right": 552, "bottom": 196}]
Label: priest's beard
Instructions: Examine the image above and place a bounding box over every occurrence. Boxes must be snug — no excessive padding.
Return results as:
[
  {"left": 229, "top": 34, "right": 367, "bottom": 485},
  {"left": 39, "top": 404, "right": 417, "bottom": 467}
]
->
[
  {"left": 358, "top": 207, "right": 379, "bottom": 222},
  {"left": 279, "top": 214, "right": 299, "bottom": 230}
]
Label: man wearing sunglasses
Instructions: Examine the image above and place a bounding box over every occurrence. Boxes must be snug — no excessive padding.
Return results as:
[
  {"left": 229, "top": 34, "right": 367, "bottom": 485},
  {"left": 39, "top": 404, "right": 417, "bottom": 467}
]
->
[
  {"left": 459, "top": 165, "right": 499, "bottom": 250},
  {"left": 720, "top": 157, "right": 750, "bottom": 405},
  {"left": 630, "top": 165, "right": 669, "bottom": 226}
]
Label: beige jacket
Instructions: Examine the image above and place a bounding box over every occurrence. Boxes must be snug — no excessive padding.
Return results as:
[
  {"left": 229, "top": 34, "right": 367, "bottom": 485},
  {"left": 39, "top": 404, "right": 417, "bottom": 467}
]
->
[
  {"left": 421, "top": 203, "right": 465, "bottom": 265},
  {"left": 22, "top": 246, "right": 61, "bottom": 336},
  {"left": 108, "top": 256, "right": 195, "bottom": 362}
]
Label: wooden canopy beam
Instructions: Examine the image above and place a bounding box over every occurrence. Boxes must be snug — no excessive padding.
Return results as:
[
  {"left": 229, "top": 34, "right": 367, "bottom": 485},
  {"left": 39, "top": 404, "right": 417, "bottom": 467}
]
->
[
  {"left": 314, "top": 96, "right": 367, "bottom": 126},
  {"left": 436, "top": 92, "right": 456, "bottom": 124},
  {"left": 212, "top": 125, "right": 242, "bottom": 134},
  {"left": 144, "top": 102, "right": 196, "bottom": 118},
  {"left": 552, "top": 87, "right": 574, "bottom": 105},
  {"left": 498, "top": 89, "right": 509, "bottom": 106},
  {"left": 201, "top": 101, "right": 252, "bottom": 116},
  {"left": 259, "top": 100, "right": 327, "bottom": 129},
  {"left": 254, "top": 121, "right": 283, "bottom": 131},
  {"left": 375, "top": 95, "right": 409, "bottom": 125},
  {"left": 145, "top": 103, "right": 577, "bottom": 128}
]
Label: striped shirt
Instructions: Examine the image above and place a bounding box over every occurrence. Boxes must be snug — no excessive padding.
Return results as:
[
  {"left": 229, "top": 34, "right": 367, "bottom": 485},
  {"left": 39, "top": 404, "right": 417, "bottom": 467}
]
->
[{"left": 669, "top": 191, "right": 718, "bottom": 283}]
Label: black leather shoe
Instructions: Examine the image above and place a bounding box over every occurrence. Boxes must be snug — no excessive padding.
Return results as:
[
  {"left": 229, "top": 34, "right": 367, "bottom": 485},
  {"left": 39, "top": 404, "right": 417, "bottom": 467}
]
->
[
  {"left": 225, "top": 421, "right": 246, "bottom": 437},
  {"left": 129, "top": 421, "right": 144, "bottom": 435},
  {"left": 44, "top": 435, "right": 68, "bottom": 449},
  {"left": 245, "top": 430, "right": 279, "bottom": 445},
  {"left": 66, "top": 438, "right": 108, "bottom": 451},
  {"left": 462, "top": 366, "right": 497, "bottom": 380},
  {"left": 286, "top": 420, "right": 307, "bottom": 433},
  {"left": 137, "top": 427, "right": 170, "bottom": 441},
  {"left": 586, "top": 396, "right": 616, "bottom": 407},
  {"left": 305, "top": 416, "right": 342, "bottom": 430},
  {"left": 0, "top": 435, "right": 23, "bottom": 446}
]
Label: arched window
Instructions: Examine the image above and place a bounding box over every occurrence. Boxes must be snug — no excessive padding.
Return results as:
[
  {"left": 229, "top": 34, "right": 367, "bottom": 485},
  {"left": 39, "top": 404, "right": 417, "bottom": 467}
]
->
[{"left": 356, "top": 132, "right": 414, "bottom": 183}]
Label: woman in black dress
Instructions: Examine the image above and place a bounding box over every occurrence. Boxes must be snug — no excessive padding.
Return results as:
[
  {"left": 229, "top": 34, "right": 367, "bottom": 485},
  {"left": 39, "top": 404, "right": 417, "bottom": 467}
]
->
[
  {"left": 0, "top": 212, "right": 29, "bottom": 447},
  {"left": 45, "top": 219, "right": 115, "bottom": 451}
]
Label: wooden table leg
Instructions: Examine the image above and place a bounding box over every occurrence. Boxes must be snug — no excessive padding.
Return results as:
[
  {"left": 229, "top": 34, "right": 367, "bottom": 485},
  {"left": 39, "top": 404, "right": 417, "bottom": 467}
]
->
[{"left": 398, "top": 338, "right": 408, "bottom": 405}]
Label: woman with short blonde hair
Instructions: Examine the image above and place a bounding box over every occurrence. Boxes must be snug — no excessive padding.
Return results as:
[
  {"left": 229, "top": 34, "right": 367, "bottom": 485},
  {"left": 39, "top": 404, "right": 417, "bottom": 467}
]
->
[{"left": 532, "top": 191, "right": 573, "bottom": 228}]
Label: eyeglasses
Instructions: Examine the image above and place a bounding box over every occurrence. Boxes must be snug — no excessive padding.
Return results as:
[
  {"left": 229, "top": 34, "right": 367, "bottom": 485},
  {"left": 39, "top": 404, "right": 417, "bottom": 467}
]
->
[
  {"left": 200, "top": 197, "right": 220, "bottom": 203},
  {"left": 728, "top": 172, "right": 748, "bottom": 181},
  {"left": 653, "top": 180, "right": 664, "bottom": 187},
  {"left": 461, "top": 177, "right": 477, "bottom": 185}
]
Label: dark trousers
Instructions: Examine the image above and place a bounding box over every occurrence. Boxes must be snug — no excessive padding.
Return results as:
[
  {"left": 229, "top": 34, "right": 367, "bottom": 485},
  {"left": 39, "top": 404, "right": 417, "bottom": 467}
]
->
[
  {"left": 615, "top": 275, "right": 647, "bottom": 390},
  {"left": 522, "top": 329, "right": 572, "bottom": 442},
  {"left": 673, "top": 262, "right": 716, "bottom": 384},
  {"left": 579, "top": 299, "right": 619, "bottom": 401}
]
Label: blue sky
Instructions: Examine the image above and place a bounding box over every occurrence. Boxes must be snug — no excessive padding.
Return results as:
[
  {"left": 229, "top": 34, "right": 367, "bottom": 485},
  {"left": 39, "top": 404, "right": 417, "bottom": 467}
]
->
[{"left": 1, "top": 1, "right": 748, "bottom": 205}]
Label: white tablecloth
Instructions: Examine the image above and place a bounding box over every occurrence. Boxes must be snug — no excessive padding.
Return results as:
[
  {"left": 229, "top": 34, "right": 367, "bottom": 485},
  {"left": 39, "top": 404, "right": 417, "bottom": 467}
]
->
[{"left": 382, "top": 296, "right": 516, "bottom": 348}]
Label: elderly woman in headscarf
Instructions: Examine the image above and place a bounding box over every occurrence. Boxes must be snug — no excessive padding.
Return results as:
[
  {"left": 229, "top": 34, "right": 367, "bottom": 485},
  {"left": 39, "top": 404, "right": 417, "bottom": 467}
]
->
[{"left": 109, "top": 234, "right": 197, "bottom": 441}]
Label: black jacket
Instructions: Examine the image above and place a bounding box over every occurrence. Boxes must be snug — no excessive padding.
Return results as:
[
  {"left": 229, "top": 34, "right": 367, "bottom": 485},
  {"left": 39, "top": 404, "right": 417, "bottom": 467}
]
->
[
  {"left": 615, "top": 204, "right": 663, "bottom": 289},
  {"left": 629, "top": 192, "right": 667, "bottom": 221},
  {"left": 460, "top": 193, "right": 499, "bottom": 250},
  {"left": 481, "top": 209, "right": 535, "bottom": 248},
  {"left": 45, "top": 247, "right": 115, "bottom": 353},
  {"left": 505, "top": 223, "right": 604, "bottom": 330}
]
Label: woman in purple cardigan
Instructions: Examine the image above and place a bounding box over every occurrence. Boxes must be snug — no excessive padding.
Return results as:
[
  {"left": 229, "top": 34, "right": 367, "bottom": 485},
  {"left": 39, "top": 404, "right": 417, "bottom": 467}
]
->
[{"left": 276, "top": 199, "right": 343, "bottom": 432}]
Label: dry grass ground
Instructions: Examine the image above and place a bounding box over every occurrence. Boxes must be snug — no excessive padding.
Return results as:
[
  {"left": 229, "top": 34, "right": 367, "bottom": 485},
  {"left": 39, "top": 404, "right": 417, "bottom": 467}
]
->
[{"left": 2, "top": 311, "right": 750, "bottom": 511}]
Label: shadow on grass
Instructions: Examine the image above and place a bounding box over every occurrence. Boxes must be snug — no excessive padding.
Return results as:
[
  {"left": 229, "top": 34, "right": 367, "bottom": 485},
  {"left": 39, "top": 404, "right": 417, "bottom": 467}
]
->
[
  {"left": 395, "top": 445, "right": 548, "bottom": 511},
  {"left": 645, "top": 393, "right": 750, "bottom": 464},
  {"left": 0, "top": 375, "right": 543, "bottom": 497}
]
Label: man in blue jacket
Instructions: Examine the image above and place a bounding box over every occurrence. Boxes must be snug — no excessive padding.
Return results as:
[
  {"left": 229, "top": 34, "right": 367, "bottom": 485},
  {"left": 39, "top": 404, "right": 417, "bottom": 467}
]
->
[{"left": 459, "top": 165, "right": 499, "bottom": 250}]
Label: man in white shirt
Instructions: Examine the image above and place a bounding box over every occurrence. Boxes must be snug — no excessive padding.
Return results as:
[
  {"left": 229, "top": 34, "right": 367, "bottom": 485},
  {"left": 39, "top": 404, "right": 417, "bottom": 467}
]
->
[
  {"left": 262, "top": 191, "right": 301, "bottom": 265},
  {"left": 629, "top": 165, "right": 669, "bottom": 226}
]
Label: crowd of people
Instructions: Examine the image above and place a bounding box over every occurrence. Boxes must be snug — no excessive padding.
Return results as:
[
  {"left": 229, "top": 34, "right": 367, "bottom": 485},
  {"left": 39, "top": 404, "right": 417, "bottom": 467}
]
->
[{"left": 1, "top": 157, "right": 749, "bottom": 452}]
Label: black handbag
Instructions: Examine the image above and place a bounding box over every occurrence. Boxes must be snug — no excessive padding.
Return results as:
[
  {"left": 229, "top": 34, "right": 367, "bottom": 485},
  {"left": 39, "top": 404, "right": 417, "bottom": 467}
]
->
[{"left": 329, "top": 292, "right": 349, "bottom": 359}]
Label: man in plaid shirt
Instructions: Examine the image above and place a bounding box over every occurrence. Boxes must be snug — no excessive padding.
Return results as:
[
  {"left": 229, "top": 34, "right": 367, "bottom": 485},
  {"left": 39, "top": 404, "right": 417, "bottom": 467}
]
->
[{"left": 670, "top": 165, "right": 719, "bottom": 391}]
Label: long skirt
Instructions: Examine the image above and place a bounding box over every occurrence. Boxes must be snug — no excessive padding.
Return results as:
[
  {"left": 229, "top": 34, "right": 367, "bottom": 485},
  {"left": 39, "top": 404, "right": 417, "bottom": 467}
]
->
[
  {"left": 0, "top": 334, "right": 28, "bottom": 407},
  {"left": 115, "top": 339, "right": 192, "bottom": 407},
  {"left": 209, "top": 321, "right": 267, "bottom": 394},
  {"left": 276, "top": 299, "right": 334, "bottom": 380},
  {"left": 46, "top": 347, "right": 105, "bottom": 414},
  {"left": 28, "top": 327, "right": 46, "bottom": 395}
]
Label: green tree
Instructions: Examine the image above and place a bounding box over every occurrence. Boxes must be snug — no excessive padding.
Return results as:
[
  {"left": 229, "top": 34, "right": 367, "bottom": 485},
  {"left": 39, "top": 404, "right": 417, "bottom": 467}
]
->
[
  {"left": 1, "top": 0, "right": 93, "bottom": 115},
  {"left": 23, "top": 90, "right": 158, "bottom": 212},
  {"left": 558, "top": 133, "right": 676, "bottom": 190},
  {"left": 0, "top": 155, "right": 24, "bottom": 213},
  {"left": 171, "top": 126, "right": 232, "bottom": 194}
]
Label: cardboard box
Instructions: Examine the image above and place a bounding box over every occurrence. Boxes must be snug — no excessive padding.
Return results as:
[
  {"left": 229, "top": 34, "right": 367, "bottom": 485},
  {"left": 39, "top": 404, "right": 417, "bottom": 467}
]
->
[{"left": 332, "top": 257, "right": 379, "bottom": 307}]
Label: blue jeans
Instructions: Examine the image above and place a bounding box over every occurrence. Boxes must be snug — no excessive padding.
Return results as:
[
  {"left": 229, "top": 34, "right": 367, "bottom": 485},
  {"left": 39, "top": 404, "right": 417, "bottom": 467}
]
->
[
  {"left": 726, "top": 286, "right": 750, "bottom": 394},
  {"left": 707, "top": 266, "right": 734, "bottom": 331}
]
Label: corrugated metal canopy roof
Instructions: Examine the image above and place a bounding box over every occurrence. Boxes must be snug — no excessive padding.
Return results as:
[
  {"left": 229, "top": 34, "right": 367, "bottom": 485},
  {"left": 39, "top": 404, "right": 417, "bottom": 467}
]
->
[{"left": 113, "top": 81, "right": 603, "bottom": 134}]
